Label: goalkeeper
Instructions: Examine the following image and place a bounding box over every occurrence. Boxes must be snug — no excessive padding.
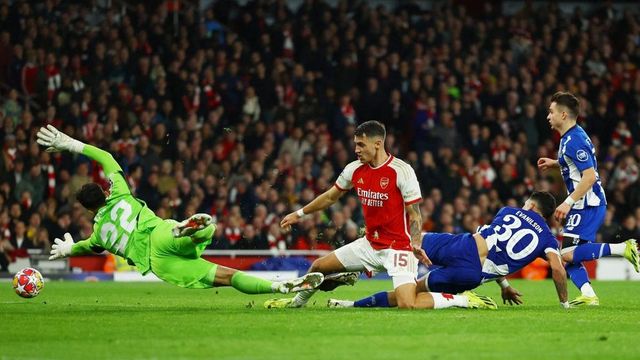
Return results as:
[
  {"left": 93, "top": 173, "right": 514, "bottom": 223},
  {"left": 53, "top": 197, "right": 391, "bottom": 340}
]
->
[{"left": 37, "top": 125, "right": 323, "bottom": 294}]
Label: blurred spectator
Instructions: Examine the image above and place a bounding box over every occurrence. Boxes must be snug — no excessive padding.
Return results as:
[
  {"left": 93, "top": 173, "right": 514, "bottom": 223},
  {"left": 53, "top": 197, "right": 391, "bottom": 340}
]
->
[
  {"left": 598, "top": 207, "right": 620, "bottom": 243},
  {"left": 9, "top": 220, "right": 32, "bottom": 252},
  {"left": 236, "top": 224, "right": 268, "bottom": 249},
  {"left": 617, "top": 214, "right": 640, "bottom": 242},
  {"left": 68, "top": 162, "right": 91, "bottom": 199},
  {"left": 0, "top": 239, "right": 12, "bottom": 271},
  {"left": 278, "top": 126, "right": 311, "bottom": 165}
]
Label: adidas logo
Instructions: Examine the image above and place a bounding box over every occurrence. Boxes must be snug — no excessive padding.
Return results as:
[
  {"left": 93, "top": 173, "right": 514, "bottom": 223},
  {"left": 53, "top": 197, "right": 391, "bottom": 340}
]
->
[{"left": 358, "top": 178, "right": 364, "bottom": 184}]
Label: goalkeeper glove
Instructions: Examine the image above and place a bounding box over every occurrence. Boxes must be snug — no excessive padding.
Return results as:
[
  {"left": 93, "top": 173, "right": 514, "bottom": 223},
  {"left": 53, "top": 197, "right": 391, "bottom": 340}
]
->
[
  {"left": 36, "top": 125, "right": 85, "bottom": 153},
  {"left": 49, "top": 233, "right": 74, "bottom": 260}
]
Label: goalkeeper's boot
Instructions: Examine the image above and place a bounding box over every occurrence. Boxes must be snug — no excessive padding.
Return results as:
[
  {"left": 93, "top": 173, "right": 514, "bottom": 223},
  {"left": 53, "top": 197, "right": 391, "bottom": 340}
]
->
[
  {"left": 264, "top": 298, "right": 295, "bottom": 309},
  {"left": 274, "top": 272, "right": 324, "bottom": 294},
  {"left": 172, "top": 213, "right": 213, "bottom": 237},
  {"left": 327, "top": 299, "right": 355, "bottom": 308},
  {"left": 463, "top": 291, "right": 498, "bottom": 310},
  {"left": 569, "top": 295, "right": 599, "bottom": 306},
  {"left": 623, "top": 239, "right": 639, "bottom": 273}
]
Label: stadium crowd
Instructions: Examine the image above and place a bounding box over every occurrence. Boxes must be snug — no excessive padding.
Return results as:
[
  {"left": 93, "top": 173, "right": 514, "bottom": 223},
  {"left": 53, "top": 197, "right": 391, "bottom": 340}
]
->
[{"left": 1, "top": 0, "right": 640, "bottom": 271}]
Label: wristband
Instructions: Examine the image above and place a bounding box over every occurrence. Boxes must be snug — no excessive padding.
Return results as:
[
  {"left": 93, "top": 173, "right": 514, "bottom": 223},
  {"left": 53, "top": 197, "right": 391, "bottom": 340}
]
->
[
  {"left": 563, "top": 196, "right": 576, "bottom": 207},
  {"left": 560, "top": 301, "right": 570, "bottom": 309},
  {"left": 68, "top": 139, "right": 86, "bottom": 154},
  {"left": 296, "top": 208, "right": 305, "bottom": 217},
  {"left": 499, "top": 279, "right": 510, "bottom": 289}
]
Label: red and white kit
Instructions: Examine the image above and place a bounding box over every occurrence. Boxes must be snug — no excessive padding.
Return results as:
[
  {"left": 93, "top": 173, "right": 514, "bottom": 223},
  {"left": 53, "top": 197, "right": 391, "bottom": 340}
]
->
[{"left": 333, "top": 155, "right": 422, "bottom": 288}]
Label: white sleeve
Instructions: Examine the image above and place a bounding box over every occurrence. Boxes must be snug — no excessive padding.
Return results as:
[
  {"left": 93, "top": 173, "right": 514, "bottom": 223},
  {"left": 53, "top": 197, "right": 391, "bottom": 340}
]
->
[
  {"left": 544, "top": 235, "right": 560, "bottom": 256},
  {"left": 335, "top": 160, "right": 361, "bottom": 191},
  {"left": 395, "top": 162, "right": 422, "bottom": 204},
  {"left": 544, "top": 247, "right": 560, "bottom": 256}
]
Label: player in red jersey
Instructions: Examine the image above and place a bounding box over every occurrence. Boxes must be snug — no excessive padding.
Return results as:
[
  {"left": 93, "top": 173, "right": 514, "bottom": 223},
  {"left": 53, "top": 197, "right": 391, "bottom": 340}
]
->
[{"left": 264, "top": 120, "right": 431, "bottom": 309}]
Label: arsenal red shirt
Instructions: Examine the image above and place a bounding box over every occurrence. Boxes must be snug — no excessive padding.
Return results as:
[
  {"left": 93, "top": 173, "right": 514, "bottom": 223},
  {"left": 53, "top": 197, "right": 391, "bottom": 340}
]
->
[{"left": 335, "top": 155, "right": 422, "bottom": 250}]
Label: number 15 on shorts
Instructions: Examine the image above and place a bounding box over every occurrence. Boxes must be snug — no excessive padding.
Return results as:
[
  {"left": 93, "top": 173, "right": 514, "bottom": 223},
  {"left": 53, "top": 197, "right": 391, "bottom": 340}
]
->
[{"left": 394, "top": 253, "right": 408, "bottom": 267}]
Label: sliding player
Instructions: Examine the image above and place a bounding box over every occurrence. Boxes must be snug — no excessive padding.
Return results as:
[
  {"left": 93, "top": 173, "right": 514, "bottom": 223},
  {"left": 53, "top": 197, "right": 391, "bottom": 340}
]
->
[
  {"left": 38, "top": 125, "right": 323, "bottom": 295},
  {"left": 330, "top": 192, "right": 587, "bottom": 310}
]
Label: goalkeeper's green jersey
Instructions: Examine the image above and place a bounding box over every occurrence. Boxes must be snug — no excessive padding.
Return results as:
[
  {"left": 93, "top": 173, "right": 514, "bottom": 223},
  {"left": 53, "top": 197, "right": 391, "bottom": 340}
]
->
[{"left": 70, "top": 145, "right": 162, "bottom": 274}]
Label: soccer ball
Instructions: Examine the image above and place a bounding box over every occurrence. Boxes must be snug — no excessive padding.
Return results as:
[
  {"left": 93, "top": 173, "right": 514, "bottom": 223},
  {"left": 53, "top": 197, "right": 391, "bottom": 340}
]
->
[{"left": 12, "top": 267, "right": 45, "bottom": 298}]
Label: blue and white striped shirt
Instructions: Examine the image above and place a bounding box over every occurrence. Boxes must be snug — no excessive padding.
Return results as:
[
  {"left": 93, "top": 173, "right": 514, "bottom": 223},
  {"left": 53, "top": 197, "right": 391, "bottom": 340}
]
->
[{"left": 557, "top": 125, "right": 607, "bottom": 209}]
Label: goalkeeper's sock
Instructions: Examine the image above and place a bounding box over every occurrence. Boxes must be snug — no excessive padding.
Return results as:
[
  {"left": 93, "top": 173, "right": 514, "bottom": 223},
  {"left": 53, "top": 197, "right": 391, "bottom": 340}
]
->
[
  {"left": 230, "top": 272, "right": 274, "bottom": 294},
  {"left": 572, "top": 243, "right": 611, "bottom": 262},
  {"left": 354, "top": 291, "right": 391, "bottom": 308},
  {"left": 291, "top": 289, "right": 317, "bottom": 307},
  {"left": 431, "top": 292, "right": 468, "bottom": 309},
  {"left": 565, "top": 263, "right": 595, "bottom": 296}
]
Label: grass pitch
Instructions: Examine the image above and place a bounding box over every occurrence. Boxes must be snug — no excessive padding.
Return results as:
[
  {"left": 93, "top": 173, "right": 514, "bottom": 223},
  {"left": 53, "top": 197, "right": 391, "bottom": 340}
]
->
[{"left": 1, "top": 279, "right": 638, "bottom": 360}]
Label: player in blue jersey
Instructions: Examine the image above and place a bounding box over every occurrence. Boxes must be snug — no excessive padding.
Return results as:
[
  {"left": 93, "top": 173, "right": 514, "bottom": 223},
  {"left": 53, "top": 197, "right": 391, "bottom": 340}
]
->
[
  {"left": 538, "top": 92, "right": 639, "bottom": 306},
  {"left": 329, "top": 192, "right": 572, "bottom": 310}
]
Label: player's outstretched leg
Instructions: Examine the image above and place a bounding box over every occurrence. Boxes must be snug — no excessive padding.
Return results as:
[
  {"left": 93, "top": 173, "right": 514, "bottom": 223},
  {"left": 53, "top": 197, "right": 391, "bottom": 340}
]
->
[
  {"left": 264, "top": 286, "right": 320, "bottom": 308},
  {"left": 264, "top": 285, "right": 323, "bottom": 308},
  {"left": 328, "top": 299, "right": 356, "bottom": 308},
  {"left": 273, "top": 272, "right": 325, "bottom": 294},
  {"left": 317, "top": 271, "right": 361, "bottom": 291},
  {"left": 264, "top": 252, "right": 348, "bottom": 308},
  {"left": 265, "top": 274, "right": 338, "bottom": 308},
  {"left": 623, "top": 239, "right": 639, "bottom": 273},
  {"left": 264, "top": 298, "right": 295, "bottom": 309},
  {"left": 328, "top": 291, "right": 497, "bottom": 310},
  {"left": 566, "top": 238, "right": 639, "bottom": 274},
  {"left": 328, "top": 291, "right": 391, "bottom": 308},
  {"left": 463, "top": 291, "right": 498, "bottom": 310},
  {"left": 227, "top": 271, "right": 323, "bottom": 295},
  {"left": 569, "top": 239, "right": 640, "bottom": 306},
  {"left": 264, "top": 272, "right": 324, "bottom": 309},
  {"left": 565, "top": 238, "right": 638, "bottom": 306},
  {"left": 172, "top": 213, "right": 213, "bottom": 238}
]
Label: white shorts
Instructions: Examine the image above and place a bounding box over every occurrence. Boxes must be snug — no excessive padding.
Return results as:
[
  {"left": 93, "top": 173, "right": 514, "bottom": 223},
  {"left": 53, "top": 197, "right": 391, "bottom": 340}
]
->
[{"left": 334, "top": 237, "right": 418, "bottom": 289}]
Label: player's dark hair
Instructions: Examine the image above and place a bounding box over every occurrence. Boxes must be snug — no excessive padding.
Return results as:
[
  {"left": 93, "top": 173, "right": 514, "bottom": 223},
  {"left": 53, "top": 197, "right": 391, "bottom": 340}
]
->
[
  {"left": 529, "top": 191, "right": 556, "bottom": 220},
  {"left": 550, "top": 91, "right": 579, "bottom": 119},
  {"left": 354, "top": 120, "right": 386, "bottom": 140},
  {"left": 76, "top": 183, "right": 106, "bottom": 211}
]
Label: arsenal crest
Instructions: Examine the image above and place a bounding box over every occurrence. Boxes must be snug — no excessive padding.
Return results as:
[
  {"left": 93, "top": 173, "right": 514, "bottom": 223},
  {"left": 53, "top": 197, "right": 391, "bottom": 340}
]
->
[{"left": 380, "top": 177, "right": 389, "bottom": 189}]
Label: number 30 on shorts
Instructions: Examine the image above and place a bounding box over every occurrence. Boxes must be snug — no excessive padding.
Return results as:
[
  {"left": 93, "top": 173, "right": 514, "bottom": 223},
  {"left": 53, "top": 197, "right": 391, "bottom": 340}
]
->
[{"left": 393, "top": 253, "right": 409, "bottom": 267}]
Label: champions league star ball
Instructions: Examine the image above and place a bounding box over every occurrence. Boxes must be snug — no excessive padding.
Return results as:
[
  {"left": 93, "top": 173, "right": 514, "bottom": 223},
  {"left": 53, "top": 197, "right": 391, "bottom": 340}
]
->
[{"left": 12, "top": 267, "right": 45, "bottom": 298}]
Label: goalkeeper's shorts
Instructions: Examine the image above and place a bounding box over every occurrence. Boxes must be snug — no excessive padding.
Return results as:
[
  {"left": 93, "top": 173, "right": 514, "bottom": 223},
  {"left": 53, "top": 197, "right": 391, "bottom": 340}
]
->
[{"left": 149, "top": 219, "right": 218, "bottom": 289}]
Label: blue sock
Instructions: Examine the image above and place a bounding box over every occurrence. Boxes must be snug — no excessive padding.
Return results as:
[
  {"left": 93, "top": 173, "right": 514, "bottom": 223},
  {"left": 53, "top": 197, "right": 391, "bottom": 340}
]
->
[
  {"left": 565, "top": 263, "right": 590, "bottom": 290},
  {"left": 572, "top": 243, "right": 611, "bottom": 263},
  {"left": 354, "top": 291, "right": 391, "bottom": 308}
]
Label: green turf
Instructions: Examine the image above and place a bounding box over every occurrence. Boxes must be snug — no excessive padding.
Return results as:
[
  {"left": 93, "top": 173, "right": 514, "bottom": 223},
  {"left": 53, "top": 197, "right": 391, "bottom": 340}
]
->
[{"left": 1, "top": 279, "right": 638, "bottom": 359}]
